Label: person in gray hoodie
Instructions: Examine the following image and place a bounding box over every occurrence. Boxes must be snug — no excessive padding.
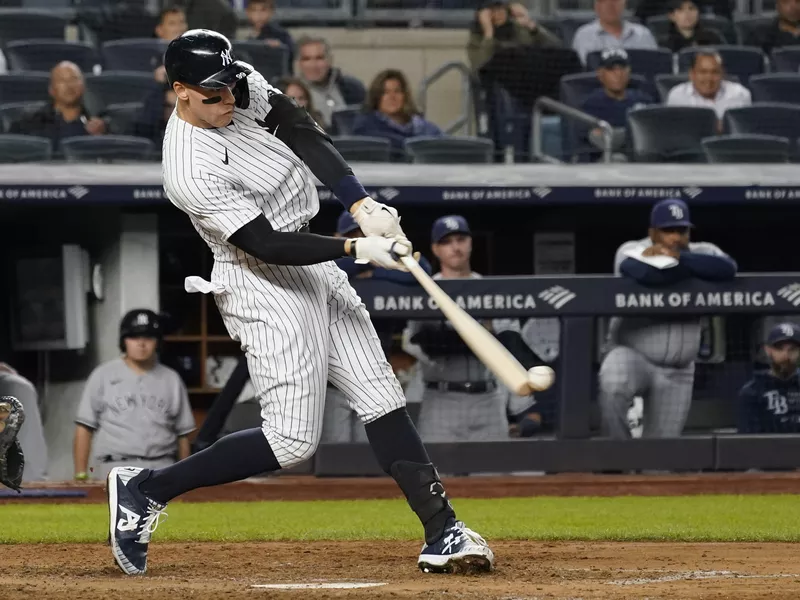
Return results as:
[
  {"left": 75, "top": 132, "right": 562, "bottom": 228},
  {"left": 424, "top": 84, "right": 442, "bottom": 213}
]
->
[{"left": 296, "top": 35, "right": 367, "bottom": 130}]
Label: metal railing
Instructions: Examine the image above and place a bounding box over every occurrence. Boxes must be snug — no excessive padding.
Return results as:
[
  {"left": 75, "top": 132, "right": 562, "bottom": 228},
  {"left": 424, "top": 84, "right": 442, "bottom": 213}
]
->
[
  {"left": 532, "top": 96, "right": 613, "bottom": 164},
  {"left": 417, "top": 60, "right": 474, "bottom": 136}
]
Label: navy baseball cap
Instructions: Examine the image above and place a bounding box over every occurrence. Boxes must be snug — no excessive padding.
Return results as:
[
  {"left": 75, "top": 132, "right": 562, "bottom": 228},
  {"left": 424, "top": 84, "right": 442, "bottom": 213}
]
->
[
  {"left": 599, "top": 48, "right": 630, "bottom": 69},
  {"left": 767, "top": 322, "right": 800, "bottom": 346},
  {"left": 336, "top": 211, "right": 361, "bottom": 235},
  {"left": 432, "top": 215, "right": 471, "bottom": 243},
  {"left": 650, "top": 198, "right": 694, "bottom": 229}
]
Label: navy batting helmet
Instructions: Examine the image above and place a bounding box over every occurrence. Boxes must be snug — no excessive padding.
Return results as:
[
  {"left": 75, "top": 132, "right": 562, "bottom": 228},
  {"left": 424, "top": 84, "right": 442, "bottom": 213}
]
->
[
  {"left": 164, "top": 29, "right": 253, "bottom": 91},
  {"left": 119, "top": 309, "right": 162, "bottom": 352}
]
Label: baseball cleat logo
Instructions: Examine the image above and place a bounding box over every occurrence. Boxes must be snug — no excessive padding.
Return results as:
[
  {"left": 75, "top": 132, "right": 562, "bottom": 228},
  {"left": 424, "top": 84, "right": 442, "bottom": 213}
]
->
[
  {"left": 778, "top": 283, "right": 800, "bottom": 307},
  {"left": 538, "top": 286, "right": 576, "bottom": 309}
]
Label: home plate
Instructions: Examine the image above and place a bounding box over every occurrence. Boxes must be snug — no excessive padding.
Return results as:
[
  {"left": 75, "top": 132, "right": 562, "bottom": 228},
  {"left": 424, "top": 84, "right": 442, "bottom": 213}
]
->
[{"left": 252, "top": 582, "right": 387, "bottom": 590}]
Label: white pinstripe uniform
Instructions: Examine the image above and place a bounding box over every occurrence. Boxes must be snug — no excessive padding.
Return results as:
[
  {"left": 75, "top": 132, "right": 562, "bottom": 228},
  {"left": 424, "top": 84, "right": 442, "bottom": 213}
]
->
[{"left": 162, "top": 70, "right": 406, "bottom": 467}]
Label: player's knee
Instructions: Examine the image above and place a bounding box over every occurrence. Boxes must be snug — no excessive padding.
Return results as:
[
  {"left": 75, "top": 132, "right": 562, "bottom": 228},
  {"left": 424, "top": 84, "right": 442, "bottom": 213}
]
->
[
  {"left": 598, "top": 349, "right": 635, "bottom": 398},
  {"left": 270, "top": 432, "right": 320, "bottom": 468}
]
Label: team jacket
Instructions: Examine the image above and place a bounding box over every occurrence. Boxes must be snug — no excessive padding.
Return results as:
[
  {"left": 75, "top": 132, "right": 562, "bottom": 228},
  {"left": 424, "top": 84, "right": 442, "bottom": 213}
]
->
[{"left": 738, "top": 369, "right": 800, "bottom": 434}]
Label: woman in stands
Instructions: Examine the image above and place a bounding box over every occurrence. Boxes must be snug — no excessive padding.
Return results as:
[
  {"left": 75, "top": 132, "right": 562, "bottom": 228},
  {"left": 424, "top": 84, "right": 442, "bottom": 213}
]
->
[
  {"left": 352, "top": 69, "right": 442, "bottom": 161},
  {"left": 273, "top": 76, "right": 325, "bottom": 129},
  {"left": 657, "top": 0, "right": 726, "bottom": 52}
]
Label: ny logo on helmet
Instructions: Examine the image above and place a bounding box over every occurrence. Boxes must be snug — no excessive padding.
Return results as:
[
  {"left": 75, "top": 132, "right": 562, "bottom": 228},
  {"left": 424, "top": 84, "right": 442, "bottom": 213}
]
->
[
  {"left": 780, "top": 323, "right": 795, "bottom": 338},
  {"left": 668, "top": 204, "right": 684, "bottom": 220},
  {"left": 220, "top": 49, "right": 233, "bottom": 66},
  {"left": 135, "top": 313, "right": 149, "bottom": 326}
]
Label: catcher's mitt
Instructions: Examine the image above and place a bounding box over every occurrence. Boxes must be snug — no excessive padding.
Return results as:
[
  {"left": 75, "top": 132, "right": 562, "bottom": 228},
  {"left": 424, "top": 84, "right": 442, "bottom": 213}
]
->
[{"left": 0, "top": 396, "right": 25, "bottom": 492}]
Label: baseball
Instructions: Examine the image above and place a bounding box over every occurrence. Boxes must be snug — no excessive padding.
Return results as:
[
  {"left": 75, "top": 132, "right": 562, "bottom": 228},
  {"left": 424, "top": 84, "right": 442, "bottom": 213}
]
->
[{"left": 528, "top": 366, "right": 555, "bottom": 392}]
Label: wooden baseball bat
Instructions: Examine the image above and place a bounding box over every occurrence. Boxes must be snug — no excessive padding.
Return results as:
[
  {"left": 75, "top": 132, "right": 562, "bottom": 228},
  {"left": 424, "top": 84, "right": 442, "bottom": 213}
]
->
[{"left": 399, "top": 255, "right": 532, "bottom": 396}]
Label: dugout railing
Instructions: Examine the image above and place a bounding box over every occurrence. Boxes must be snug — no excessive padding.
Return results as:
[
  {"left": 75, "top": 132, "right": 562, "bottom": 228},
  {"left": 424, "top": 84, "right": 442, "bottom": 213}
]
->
[{"left": 314, "top": 273, "right": 800, "bottom": 476}]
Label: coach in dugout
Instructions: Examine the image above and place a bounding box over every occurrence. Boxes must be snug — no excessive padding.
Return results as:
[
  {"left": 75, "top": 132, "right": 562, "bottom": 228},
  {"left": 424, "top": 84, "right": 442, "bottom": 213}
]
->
[
  {"left": 599, "top": 198, "right": 737, "bottom": 439},
  {"left": 738, "top": 323, "right": 800, "bottom": 434},
  {"left": 73, "top": 309, "right": 195, "bottom": 481}
]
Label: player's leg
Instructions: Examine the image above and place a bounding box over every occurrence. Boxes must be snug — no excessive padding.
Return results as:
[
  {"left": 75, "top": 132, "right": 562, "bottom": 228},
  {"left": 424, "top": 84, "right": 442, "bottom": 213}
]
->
[
  {"left": 598, "top": 347, "right": 651, "bottom": 439},
  {"left": 326, "top": 271, "right": 493, "bottom": 573},
  {"left": 643, "top": 363, "right": 695, "bottom": 438},
  {"left": 322, "top": 385, "right": 356, "bottom": 443},
  {"left": 108, "top": 266, "right": 331, "bottom": 575}
]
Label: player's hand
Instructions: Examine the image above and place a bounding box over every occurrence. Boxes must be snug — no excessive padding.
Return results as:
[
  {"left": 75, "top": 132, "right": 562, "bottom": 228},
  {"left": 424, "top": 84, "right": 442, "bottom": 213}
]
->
[
  {"left": 642, "top": 244, "right": 668, "bottom": 257},
  {"left": 349, "top": 236, "right": 411, "bottom": 270},
  {"left": 478, "top": 8, "right": 494, "bottom": 36},
  {"left": 84, "top": 117, "right": 107, "bottom": 136},
  {"left": 351, "top": 197, "right": 407, "bottom": 242}
]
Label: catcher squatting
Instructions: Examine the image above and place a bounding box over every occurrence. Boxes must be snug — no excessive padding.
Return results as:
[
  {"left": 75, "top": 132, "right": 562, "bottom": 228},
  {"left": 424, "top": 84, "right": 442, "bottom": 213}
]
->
[{"left": 97, "top": 29, "right": 553, "bottom": 576}]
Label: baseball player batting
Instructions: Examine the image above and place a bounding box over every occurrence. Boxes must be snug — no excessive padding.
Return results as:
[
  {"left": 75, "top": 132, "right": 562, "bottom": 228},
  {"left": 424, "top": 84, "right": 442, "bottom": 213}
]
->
[{"left": 106, "top": 29, "right": 494, "bottom": 576}]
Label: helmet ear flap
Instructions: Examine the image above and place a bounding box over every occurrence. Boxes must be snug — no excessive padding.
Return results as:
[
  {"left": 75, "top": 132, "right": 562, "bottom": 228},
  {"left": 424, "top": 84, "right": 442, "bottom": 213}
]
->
[{"left": 233, "top": 77, "right": 250, "bottom": 109}]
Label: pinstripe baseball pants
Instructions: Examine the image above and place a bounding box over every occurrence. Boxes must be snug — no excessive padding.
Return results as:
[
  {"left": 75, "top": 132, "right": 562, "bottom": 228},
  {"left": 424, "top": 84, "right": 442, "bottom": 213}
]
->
[{"left": 212, "top": 260, "right": 406, "bottom": 467}]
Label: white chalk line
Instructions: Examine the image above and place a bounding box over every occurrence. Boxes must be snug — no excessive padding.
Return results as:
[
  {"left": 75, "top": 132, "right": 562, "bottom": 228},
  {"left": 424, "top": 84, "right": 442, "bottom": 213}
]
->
[
  {"left": 607, "top": 570, "right": 800, "bottom": 586},
  {"left": 251, "top": 582, "right": 387, "bottom": 590}
]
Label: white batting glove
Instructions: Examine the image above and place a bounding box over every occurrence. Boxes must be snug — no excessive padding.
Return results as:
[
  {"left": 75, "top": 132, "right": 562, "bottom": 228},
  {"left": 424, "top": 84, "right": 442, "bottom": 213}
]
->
[
  {"left": 527, "top": 366, "right": 555, "bottom": 392},
  {"left": 350, "top": 236, "right": 411, "bottom": 271},
  {"left": 351, "top": 197, "right": 407, "bottom": 241}
]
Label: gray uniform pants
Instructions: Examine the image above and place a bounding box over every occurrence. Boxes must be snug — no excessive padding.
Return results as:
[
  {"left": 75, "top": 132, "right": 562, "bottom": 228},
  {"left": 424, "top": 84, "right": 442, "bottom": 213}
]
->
[
  {"left": 418, "top": 387, "right": 508, "bottom": 442},
  {"left": 0, "top": 372, "right": 48, "bottom": 482},
  {"left": 321, "top": 386, "right": 368, "bottom": 443},
  {"left": 598, "top": 346, "right": 695, "bottom": 439}
]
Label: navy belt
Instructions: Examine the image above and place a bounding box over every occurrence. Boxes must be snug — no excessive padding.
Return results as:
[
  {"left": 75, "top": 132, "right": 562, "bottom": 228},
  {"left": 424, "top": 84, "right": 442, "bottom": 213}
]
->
[{"left": 425, "top": 381, "right": 495, "bottom": 394}]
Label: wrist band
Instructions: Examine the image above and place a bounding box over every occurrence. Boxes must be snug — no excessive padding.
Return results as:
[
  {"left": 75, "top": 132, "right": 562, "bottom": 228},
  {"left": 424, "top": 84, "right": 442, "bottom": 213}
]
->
[
  {"left": 75, "top": 472, "right": 88, "bottom": 481},
  {"left": 349, "top": 239, "right": 358, "bottom": 257}
]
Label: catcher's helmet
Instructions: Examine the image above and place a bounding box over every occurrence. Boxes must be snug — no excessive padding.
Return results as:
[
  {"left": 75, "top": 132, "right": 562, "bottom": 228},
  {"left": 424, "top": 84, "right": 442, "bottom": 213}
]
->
[
  {"left": 164, "top": 29, "right": 253, "bottom": 90},
  {"left": 119, "top": 309, "right": 162, "bottom": 352}
]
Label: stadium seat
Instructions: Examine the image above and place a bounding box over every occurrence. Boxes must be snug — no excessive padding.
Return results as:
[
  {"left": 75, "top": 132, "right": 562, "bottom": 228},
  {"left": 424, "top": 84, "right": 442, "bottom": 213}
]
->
[
  {"left": 627, "top": 106, "right": 717, "bottom": 162},
  {"left": 0, "top": 72, "right": 50, "bottom": 105},
  {"left": 770, "top": 47, "right": 800, "bottom": 72},
  {"left": 749, "top": 74, "right": 800, "bottom": 104},
  {"left": 105, "top": 102, "right": 144, "bottom": 136},
  {"left": 232, "top": 41, "right": 290, "bottom": 81},
  {"left": 77, "top": 5, "right": 159, "bottom": 46},
  {"left": 646, "top": 14, "right": 736, "bottom": 44},
  {"left": 60, "top": 135, "right": 155, "bottom": 163},
  {"left": 701, "top": 134, "right": 790, "bottom": 163},
  {"left": 84, "top": 72, "right": 158, "bottom": 114},
  {"left": 330, "top": 106, "right": 361, "bottom": 136},
  {"left": 405, "top": 136, "right": 494, "bottom": 164},
  {"left": 723, "top": 103, "right": 800, "bottom": 159},
  {"left": 0, "top": 100, "right": 46, "bottom": 133},
  {"left": 733, "top": 14, "right": 775, "bottom": 48},
  {"left": 654, "top": 73, "right": 740, "bottom": 102},
  {"left": 677, "top": 46, "right": 767, "bottom": 86},
  {"left": 0, "top": 9, "right": 67, "bottom": 43},
  {"left": 585, "top": 48, "right": 673, "bottom": 80},
  {"left": 4, "top": 40, "right": 102, "bottom": 74},
  {"left": 102, "top": 39, "right": 169, "bottom": 73},
  {"left": 0, "top": 133, "right": 52, "bottom": 163},
  {"left": 331, "top": 136, "right": 392, "bottom": 162}
]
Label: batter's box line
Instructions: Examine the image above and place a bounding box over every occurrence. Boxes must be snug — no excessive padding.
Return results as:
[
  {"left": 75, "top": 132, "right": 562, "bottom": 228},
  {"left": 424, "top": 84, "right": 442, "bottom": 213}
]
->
[{"left": 608, "top": 570, "right": 800, "bottom": 586}]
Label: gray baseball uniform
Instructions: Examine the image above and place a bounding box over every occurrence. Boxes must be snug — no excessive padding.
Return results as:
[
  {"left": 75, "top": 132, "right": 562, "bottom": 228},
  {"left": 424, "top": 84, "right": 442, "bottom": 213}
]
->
[
  {"left": 402, "top": 273, "right": 526, "bottom": 442},
  {"left": 598, "top": 238, "right": 728, "bottom": 438},
  {"left": 75, "top": 358, "right": 196, "bottom": 479}
]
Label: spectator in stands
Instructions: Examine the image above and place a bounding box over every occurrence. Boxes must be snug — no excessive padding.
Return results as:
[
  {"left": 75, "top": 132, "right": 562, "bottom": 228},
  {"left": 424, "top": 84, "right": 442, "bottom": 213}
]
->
[
  {"left": 273, "top": 76, "right": 325, "bottom": 129},
  {"left": 466, "top": 0, "right": 561, "bottom": 73},
  {"left": 743, "top": 0, "right": 800, "bottom": 53},
  {"left": 572, "top": 0, "right": 658, "bottom": 64},
  {"left": 153, "top": 7, "right": 189, "bottom": 83},
  {"left": 246, "top": 0, "right": 295, "bottom": 70},
  {"left": 178, "top": 0, "right": 237, "bottom": 39},
  {"left": 656, "top": 0, "right": 726, "bottom": 51},
  {"left": 666, "top": 50, "right": 751, "bottom": 129},
  {"left": 402, "top": 216, "right": 544, "bottom": 443},
  {"left": 73, "top": 310, "right": 195, "bottom": 481},
  {"left": 599, "top": 199, "right": 737, "bottom": 439},
  {"left": 0, "top": 362, "right": 48, "bottom": 482},
  {"left": 296, "top": 36, "right": 366, "bottom": 130},
  {"left": 738, "top": 323, "right": 800, "bottom": 434},
  {"left": 134, "top": 82, "right": 178, "bottom": 148},
  {"left": 352, "top": 69, "right": 443, "bottom": 160},
  {"left": 581, "top": 49, "right": 653, "bottom": 154},
  {"left": 635, "top": 0, "right": 731, "bottom": 22},
  {"left": 321, "top": 213, "right": 433, "bottom": 443},
  {"left": 10, "top": 62, "right": 107, "bottom": 154}
]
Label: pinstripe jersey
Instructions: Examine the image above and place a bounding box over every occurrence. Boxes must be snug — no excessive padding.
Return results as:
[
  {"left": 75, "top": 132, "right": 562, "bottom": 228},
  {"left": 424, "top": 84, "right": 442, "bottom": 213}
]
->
[
  {"left": 162, "top": 70, "right": 318, "bottom": 266},
  {"left": 607, "top": 237, "right": 728, "bottom": 367}
]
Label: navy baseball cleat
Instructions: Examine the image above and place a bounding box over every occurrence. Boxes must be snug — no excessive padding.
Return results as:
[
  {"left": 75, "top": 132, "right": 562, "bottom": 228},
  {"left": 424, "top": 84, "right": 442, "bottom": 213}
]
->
[
  {"left": 418, "top": 520, "right": 495, "bottom": 574},
  {"left": 106, "top": 466, "right": 168, "bottom": 575}
]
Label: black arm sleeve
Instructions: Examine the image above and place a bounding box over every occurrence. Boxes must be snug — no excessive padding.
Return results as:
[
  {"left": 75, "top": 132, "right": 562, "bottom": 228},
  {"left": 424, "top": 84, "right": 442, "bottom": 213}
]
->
[
  {"left": 496, "top": 330, "right": 547, "bottom": 370},
  {"left": 228, "top": 215, "right": 348, "bottom": 266}
]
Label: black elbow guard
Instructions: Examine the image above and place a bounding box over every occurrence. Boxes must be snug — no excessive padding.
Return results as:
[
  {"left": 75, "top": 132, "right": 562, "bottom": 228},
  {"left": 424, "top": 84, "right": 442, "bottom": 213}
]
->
[{"left": 254, "top": 92, "right": 330, "bottom": 148}]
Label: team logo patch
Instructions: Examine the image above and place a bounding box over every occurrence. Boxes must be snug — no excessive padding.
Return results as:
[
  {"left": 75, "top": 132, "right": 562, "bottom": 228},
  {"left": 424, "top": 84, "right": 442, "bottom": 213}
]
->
[{"left": 220, "top": 49, "right": 233, "bottom": 66}]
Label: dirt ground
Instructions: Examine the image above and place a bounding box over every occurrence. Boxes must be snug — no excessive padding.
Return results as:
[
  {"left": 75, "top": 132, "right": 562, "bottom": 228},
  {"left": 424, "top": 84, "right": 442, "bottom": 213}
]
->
[
  {"left": 4, "top": 472, "right": 800, "bottom": 599},
  {"left": 2, "top": 541, "right": 799, "bottom": 599}
]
